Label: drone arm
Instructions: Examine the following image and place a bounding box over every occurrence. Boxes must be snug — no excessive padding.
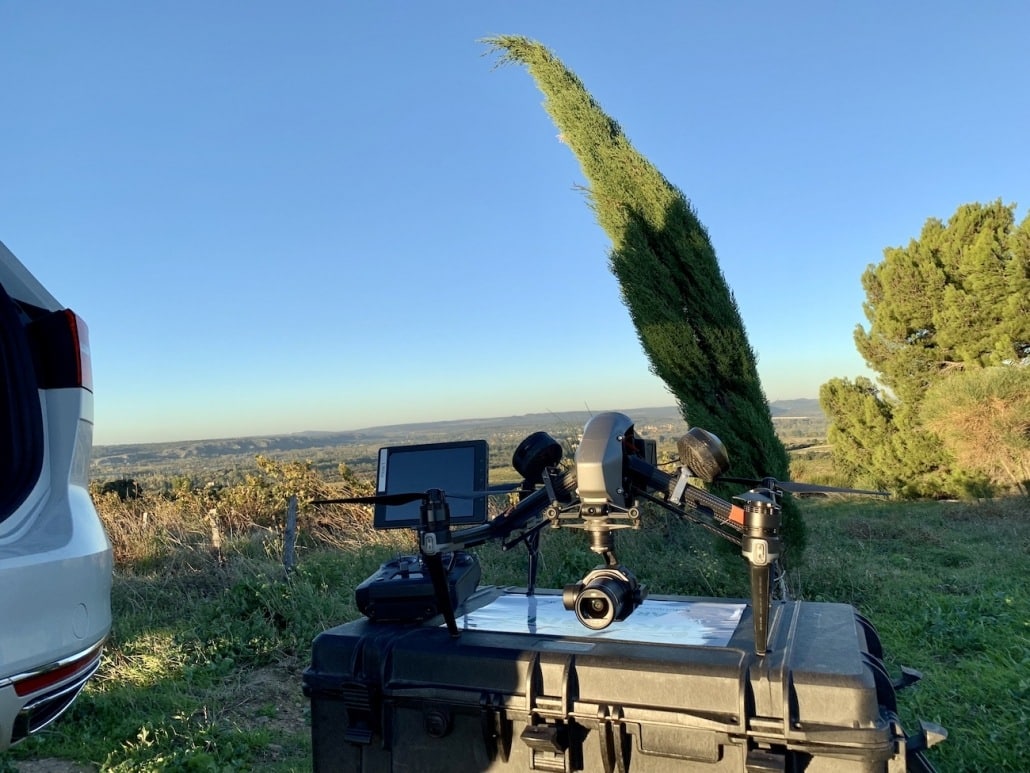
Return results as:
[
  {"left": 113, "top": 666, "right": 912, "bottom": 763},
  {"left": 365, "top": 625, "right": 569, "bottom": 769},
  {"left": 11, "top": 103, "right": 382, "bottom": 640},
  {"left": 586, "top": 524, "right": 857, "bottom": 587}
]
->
[
  {"left": 445, "top": 468, "right": 578, "bottom": 551},
  {"left": 625, "top": 456, "right": 744, "bottom": 528}
]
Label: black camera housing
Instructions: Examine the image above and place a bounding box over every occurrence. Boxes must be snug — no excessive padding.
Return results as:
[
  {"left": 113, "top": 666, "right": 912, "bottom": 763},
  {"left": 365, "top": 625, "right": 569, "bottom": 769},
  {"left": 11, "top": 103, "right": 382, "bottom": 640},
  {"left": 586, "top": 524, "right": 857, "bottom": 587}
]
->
[{"left": 562, "top": 566, "right": 647, "bottom": 630}]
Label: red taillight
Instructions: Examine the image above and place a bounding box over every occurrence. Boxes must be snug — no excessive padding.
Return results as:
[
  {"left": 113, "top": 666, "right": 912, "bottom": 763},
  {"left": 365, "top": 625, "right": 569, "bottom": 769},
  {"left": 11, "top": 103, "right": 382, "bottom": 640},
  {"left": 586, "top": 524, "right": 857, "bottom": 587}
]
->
[
  {"left": 28, "top": 309, "right": 92, "bottom": 392},
  {"left": 12, "top": 644, "right": 103, "bottom": 698},
  {"left": 68, "top": 311, "right": 93, "bottom": 392}
]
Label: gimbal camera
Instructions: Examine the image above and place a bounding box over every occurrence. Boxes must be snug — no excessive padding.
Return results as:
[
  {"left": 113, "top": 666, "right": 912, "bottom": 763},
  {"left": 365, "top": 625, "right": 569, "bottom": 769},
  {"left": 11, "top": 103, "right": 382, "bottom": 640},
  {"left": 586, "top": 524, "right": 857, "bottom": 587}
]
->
[{"left": 316, "top": 412, "right": 885, "bottom": 655}]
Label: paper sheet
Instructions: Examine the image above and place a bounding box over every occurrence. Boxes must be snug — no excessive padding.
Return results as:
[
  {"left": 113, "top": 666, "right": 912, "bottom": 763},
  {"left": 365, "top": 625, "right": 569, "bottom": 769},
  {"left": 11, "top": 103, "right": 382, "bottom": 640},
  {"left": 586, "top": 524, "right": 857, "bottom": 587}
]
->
[{"left": 455, "top": 593, "right": 744, "bottom": 647}]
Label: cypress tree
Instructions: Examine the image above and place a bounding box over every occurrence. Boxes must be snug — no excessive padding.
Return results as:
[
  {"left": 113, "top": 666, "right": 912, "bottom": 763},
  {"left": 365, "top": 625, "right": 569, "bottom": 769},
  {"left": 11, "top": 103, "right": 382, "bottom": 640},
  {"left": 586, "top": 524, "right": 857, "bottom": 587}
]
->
[{"left": 485, "top": 36, "right": 806, "bottom": 559}]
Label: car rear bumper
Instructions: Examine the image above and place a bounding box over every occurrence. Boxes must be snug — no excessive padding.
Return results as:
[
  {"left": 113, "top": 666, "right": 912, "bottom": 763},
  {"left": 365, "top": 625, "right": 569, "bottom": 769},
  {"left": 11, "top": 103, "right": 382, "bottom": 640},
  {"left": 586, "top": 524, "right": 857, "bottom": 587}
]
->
[
  {"left": 2, "top": 637, "right": 106, "bottom": 745},
  {"left": 0, "top": 485, "right": 112, "bottom": 750}
]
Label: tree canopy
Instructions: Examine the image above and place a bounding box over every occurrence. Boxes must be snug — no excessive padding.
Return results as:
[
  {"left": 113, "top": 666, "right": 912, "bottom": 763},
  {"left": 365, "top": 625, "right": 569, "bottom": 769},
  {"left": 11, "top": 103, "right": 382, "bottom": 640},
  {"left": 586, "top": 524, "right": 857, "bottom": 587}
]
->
[
  {"left": 485, "top": 36, "right": 805, "bottom": 555},
  {"left": 823, "top": 200, "right": 1030, "bottom": 495},
  {"left": 855, "top": 200, "right": 1030, "bottom": 403}
]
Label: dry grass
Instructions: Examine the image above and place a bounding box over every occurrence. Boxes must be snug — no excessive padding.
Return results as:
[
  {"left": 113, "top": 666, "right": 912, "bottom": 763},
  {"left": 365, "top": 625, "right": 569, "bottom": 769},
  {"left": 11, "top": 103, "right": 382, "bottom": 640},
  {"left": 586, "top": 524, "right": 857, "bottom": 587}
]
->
[{"left": 92, "top": 455, "right": 406, "bottom": 570}]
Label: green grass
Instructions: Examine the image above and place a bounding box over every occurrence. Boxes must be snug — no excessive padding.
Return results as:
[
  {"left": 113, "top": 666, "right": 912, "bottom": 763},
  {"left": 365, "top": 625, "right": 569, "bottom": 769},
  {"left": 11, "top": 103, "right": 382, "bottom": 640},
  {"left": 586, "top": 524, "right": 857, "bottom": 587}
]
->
[
  {"left": 2, "top": 496, "right": 1027, "bottom": 771},
  {"left": 1, "top": 534, "right": 406, "bottom": 772},
  {"left": 795, "top": 497, "right": 1029, "bottom": 772}
]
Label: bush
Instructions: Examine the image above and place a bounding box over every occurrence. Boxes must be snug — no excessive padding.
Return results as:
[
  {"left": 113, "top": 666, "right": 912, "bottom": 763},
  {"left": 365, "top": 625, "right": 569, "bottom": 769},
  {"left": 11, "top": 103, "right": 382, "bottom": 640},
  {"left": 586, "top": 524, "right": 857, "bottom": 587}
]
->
[{"left": 921, "top": 366, "right": 1030, "bottom": 494}]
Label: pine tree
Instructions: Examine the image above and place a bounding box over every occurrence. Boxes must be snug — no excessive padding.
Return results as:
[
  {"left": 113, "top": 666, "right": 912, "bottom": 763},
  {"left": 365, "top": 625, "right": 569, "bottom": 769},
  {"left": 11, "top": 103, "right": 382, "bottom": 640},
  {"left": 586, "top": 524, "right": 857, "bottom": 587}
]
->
[
  {"left": 824, "top": 200, "right": 1030, "bottom": 495},
  {"left": 855, "top": 200, "right": 1030, "bottom": 403},
  {"left": 485, "top": 36, "right": 806, "bottom": 558},
  {"left": 819, "top": 377, "right": 951, "bottom": 496}
]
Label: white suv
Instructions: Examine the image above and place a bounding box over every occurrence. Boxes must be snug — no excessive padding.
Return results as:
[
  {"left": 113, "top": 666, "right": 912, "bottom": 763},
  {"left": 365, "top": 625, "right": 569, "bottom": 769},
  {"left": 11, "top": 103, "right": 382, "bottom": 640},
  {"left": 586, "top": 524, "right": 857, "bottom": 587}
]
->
[{"left": 0, "top": 239, "right": 112, "bottom": 749}]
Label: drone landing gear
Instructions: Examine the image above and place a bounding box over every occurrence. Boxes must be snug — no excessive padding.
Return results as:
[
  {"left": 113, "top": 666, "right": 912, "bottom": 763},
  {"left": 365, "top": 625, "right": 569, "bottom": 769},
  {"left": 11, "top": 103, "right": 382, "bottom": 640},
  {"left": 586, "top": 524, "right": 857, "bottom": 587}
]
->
[
  {"left": 738, "top": 485, "right": 783, "bottom": 655},
  {"left": 502, "top": 469, "right": 565, "bottom": 597}
]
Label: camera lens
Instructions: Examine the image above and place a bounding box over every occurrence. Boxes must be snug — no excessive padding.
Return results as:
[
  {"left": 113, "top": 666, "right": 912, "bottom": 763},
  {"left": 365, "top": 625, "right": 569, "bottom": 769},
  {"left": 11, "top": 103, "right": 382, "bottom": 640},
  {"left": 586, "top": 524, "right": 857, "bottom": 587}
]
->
[
  {"left": 564, "top": 567, "right": 645, "bottom": 630},
  {"left": 576, "top": 587, "right": 617, "bottom": 629}
]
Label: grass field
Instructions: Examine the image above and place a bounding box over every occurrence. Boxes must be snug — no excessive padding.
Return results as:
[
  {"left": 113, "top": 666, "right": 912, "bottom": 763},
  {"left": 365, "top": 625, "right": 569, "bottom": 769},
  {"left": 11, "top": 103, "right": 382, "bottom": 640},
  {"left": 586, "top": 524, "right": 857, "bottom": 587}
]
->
[{"left": 1, "top": 491, "right": 1027, "bottom": 772}]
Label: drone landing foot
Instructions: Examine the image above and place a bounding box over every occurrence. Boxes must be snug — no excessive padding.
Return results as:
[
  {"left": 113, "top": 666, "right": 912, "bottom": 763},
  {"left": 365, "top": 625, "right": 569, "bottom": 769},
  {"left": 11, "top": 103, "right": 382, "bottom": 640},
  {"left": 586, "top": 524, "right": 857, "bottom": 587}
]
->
[{"left": 423, "top": 552, "right": 459, "bottom": 637}]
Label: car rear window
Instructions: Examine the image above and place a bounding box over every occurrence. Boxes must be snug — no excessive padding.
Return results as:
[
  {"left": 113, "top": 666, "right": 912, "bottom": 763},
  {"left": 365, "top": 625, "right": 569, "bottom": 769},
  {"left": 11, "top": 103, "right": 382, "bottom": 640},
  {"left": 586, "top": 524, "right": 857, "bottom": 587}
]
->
[{"left": 0, "top": 283, "right": 44, "bottom": 522}]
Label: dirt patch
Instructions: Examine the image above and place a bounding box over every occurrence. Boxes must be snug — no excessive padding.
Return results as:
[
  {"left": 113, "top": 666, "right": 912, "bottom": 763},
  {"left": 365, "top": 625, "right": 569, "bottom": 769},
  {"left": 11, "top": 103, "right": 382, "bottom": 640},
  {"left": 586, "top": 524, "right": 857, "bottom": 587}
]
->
[{"left": 214, "top": 657, "right": 310, "bottom": 738}]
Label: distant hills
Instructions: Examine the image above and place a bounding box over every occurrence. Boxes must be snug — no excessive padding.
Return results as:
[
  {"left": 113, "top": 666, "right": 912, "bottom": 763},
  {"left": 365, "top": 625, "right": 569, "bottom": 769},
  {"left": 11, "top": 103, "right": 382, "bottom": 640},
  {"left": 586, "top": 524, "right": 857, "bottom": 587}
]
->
[
  {"left": 768, "top": 398, "right": 823, "bottom": 416},
  {"left": 91, "top": 400, "right": 824, "bottom": 477}
]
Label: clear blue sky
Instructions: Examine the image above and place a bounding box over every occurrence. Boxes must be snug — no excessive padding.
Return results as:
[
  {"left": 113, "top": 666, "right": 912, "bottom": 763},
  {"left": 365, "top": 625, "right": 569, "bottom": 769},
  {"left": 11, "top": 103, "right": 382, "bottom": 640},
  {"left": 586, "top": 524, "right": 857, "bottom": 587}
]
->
[{"left": 3, "top": 2, "right": 1028, "bottom": 445}]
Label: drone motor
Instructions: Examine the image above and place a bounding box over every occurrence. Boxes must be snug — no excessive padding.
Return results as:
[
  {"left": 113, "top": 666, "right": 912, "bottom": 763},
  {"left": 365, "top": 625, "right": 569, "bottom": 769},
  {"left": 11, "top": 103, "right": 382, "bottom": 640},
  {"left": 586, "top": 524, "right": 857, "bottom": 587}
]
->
[
  {"left": 512, "top": 431, "right": 563, "bottom": 484},
  {"left": 677, "top": 427, "right": 730, "bottom": 482}
]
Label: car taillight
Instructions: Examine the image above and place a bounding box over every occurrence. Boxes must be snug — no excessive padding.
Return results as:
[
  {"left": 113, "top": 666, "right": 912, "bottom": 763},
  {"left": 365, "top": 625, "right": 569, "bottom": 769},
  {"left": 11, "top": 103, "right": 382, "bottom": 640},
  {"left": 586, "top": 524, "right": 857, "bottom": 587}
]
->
[
  {"left": 28, "top": 309, "right": 93, "bottom": 392},
  {"left": 12, "top": 641, "right": 104, "bottom": 698}
]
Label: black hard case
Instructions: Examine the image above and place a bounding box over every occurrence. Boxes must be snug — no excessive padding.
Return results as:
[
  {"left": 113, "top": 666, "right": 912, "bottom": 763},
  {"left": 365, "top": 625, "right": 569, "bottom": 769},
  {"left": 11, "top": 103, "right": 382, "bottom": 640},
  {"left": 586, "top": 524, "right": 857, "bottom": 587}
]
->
[{"left": 304, "top": 590, "right": 925, "bottom": 772}]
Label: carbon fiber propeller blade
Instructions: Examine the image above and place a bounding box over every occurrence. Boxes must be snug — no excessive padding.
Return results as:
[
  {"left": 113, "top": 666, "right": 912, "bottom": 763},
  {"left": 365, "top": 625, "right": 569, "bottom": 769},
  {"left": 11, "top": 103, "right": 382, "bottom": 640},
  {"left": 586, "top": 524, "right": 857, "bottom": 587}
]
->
[
  {"left": 312, "top": 484, "right": 528, "bottom": 507},
  {"left": 312, "top": 492, "right": 425, "bottom": 506},
  {"left": 716, "top": 477, "right": 888, "bottom": 497}
]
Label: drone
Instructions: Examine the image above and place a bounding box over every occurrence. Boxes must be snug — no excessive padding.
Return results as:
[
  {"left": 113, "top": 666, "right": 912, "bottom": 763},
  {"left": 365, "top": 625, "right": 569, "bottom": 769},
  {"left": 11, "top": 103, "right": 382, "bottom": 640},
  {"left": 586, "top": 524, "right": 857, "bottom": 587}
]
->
[{"left": 314, "top": 412, "right": 885, "bottom": 655}]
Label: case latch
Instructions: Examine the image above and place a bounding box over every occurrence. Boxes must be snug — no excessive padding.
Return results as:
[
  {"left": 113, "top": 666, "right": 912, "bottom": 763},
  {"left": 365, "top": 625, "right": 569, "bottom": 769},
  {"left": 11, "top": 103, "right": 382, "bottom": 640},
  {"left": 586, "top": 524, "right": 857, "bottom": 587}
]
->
[
  {"left": 746, "top": 747, "right": 787, "bottom": 772},
  {"left": 521, "top": 721, "right": 570, "bottom": 771},
  {"left": 521, "top": 651, "right": 575, "bottom": 771},
  {"left": 339, "top": 680, "right": 379, "bottom": 745}
]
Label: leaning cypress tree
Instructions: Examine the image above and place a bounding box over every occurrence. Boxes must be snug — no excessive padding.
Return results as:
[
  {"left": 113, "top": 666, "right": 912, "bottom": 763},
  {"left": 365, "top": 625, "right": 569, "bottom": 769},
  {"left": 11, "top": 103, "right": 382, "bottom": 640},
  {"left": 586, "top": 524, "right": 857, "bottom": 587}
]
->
[{"left": 486, "top": 36, "right": 806, "bottom": 558}]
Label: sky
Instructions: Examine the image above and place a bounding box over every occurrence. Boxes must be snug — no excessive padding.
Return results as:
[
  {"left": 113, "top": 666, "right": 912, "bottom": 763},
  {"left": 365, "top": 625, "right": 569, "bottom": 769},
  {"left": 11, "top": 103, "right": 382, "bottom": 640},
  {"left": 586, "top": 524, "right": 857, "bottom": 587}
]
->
[{"left": 3, "top": 2, "right": 1028, "bottom": 445}]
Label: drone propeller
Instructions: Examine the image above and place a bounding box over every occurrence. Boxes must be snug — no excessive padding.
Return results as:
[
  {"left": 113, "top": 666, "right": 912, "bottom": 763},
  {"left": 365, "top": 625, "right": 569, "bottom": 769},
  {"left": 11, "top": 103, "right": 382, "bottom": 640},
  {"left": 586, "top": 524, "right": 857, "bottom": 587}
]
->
[
  {"left": 312, "top": 484, "right": 527, "bottom": 508},
  {"left": 716, "top": 476, "right": 888, "bottom": 497},
  {"left": 312, "top": 492, "right": 424, "bottom": 507}
]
